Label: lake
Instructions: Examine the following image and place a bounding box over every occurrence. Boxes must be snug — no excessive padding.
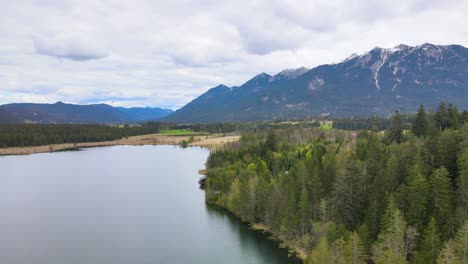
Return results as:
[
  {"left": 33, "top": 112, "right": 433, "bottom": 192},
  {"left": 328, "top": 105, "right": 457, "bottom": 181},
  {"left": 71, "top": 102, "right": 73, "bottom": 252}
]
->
[{"left": 0, "top": 145, "right": 299, "bottom": 264}]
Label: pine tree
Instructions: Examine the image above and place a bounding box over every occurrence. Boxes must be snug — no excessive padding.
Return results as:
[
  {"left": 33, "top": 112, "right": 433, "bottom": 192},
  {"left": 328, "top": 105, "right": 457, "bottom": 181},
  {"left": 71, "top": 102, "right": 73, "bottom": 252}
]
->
[
  {"left": 309, "top": 236, "right": 332, "bottom": 264},
  {"left": 431, "top": 167, "right": 455, "bottom": 240},
  {"left": 413, "top": 105, "right": 429, "bottom": 137},
  {"left": 452, "top": 221, "right": 467, "bottom": 263},
  {"left": 437, "top": 241, "right": 461, "bottom": 264},
  {"left": 373, "top": 199, "right": 407, "bottom": 264},
  {"left": 265, "top": 130, "right": 278, "bottom": 152},
  {"left": 342, "top": 232, "right": 368, "bottom": 264},
  {"left": 435, "top": 102, "right": 449, "bottom": 132},
  {"left": 388, "top": 110, "right": 404, "bottom": 143},
  {"left": 457, "top": 148, "right": 468, "bottom": 220},
  {"left": 414, "top": 218, "right": 442, "bottom": 264},
  {"left": 406, "top": 168, "right": 429, "bottom": 228},
  {"left": 298, "top": 185, "right": 311, "bottom": 234},
  {"left": 447, "top": 104, "right": 460, "bottom": 130},
  {"left": 333, "top": 154, "right": 365, "bottom": 229}
]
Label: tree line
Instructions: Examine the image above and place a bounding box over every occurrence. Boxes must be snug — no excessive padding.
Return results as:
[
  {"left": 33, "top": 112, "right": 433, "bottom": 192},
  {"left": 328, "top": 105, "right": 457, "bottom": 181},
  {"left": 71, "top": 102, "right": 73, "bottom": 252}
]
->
[
  {"left": 0, "top": 122, "right": 164, "bottom": 147},
  {"left": 205, "top": 102, "right": 468, "bottom": 264}
]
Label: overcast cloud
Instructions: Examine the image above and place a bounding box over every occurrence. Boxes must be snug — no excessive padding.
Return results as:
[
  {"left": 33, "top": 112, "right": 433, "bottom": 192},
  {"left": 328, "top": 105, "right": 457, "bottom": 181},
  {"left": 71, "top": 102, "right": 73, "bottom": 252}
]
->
[{"left": 0, "top": 0, "right": 467, "bottom": 109}]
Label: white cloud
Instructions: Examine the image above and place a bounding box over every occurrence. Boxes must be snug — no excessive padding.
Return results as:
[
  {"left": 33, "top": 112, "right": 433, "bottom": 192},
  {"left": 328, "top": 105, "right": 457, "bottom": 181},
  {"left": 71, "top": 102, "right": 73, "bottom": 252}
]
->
[
  {"left": 0, "top": 0, "right": 467, "bottom": 109},
  {"left": 33, "top": 35, "right": 107, "bottom": 61}
]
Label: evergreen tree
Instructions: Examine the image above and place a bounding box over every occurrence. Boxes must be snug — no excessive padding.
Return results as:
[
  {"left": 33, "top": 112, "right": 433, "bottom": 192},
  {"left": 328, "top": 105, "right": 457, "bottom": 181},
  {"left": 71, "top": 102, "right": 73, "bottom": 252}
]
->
[
  {"left": 342, "top": 232, "right": 368, "bottom": 264},
  {"left": 387, "top": 110, "right": 404, "bottom": 143},
  {"left": 298, "top": 185, "right": 311, "bottom": 234},
  {"left": 406, "top": 167, "right": 429, "bottom": 228},
  {"left": 447, "top": 104, "right": 460, "bottom": 130},
  {"left": 435, "top": 102, "right": 449, "bottom": 132},
  {"left": 413, "top": 105, "right": 429, "bottom": 137},
  {"left": 309, "top": 236, "right": 332, "bottom": 264},
  {"left": 414, "top": 218, "right": 442, "bottom": 264},
  {"left": 265, "top": 130, "right": 278, "bottom": 152},
  {"left": 462, "top": 111, "right": 468, "bottom": 124},
  {"left": 373, "top": 199, "right": 407, "bottom": 264},
  {"left": 431, "top": 167, "right": 455, "bottom": 240},
  {"left": 452, "top": 221, "right": 467, "bottom": 264},
  {"left": 457, "top": 148, "right": 468, "bottom": 220},
  {"left": 437, "top": 241, "right": 461, "bottom": 264},
  {"left": 333, "top": 154, "right": 365, "bottom": 229}
]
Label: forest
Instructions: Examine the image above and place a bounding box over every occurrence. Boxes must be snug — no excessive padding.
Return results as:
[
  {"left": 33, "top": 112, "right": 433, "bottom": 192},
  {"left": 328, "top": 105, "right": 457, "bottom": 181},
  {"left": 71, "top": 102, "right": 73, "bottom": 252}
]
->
[
  {"left": 205, "top": 102, "right": 468, "bottom": 264},
  {"left": 0, "top": 122, "right": 164, "bottom": 147}
]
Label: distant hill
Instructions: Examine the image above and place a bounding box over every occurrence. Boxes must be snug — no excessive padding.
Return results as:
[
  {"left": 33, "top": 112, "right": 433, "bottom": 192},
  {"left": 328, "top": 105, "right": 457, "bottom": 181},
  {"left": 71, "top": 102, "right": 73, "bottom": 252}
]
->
[
  {"left": 164, "top": 43, "right": 468, "bottom": 123},
  {"left": 0, "top": 102, "right": 173, "bottom": 124}
]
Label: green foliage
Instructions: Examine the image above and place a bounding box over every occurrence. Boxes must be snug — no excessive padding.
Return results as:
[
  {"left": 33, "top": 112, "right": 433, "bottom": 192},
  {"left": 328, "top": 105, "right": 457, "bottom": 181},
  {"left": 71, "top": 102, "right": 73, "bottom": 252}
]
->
[
  {"left": 386, "top": 110, "right": 404, "bottom": 143},
  {"left": 414, "top": 218, "right": 442, "bottom": 264},
  {"left": 372, "top": 203, "right": 407, "bottom": 264},
  {"left": 204, "top": 105, "right": 467, "bottom": 263},
  {"left": 413, "top": 105, "right": 429, "bottom": 137},
  {"left": 431, "top": 167, "right": 455, "bottom": 240},
  {"left": 0, "top": 122, "right": 163, "bottom": 147}
]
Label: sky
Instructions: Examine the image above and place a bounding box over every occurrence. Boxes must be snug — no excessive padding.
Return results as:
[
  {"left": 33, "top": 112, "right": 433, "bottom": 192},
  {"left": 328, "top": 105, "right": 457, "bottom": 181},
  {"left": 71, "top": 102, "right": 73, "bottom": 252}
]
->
[{"left": 0, "top": 0, "right": 467, "bottom": 110}]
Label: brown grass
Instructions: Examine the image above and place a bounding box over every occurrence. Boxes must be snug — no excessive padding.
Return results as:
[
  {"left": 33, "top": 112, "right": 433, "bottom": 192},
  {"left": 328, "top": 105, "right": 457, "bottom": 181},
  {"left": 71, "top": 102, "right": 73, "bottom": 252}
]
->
[{"left": 0, "top": 134, "right": 241, "bottom": 156}]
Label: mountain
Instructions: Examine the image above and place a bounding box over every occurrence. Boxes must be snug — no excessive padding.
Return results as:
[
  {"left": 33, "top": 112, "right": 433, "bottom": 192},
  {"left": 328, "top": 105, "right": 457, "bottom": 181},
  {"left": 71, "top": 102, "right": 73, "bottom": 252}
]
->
[
  {"left": 165, "top": 43, "right": 468, "bottom": 123},
  {"left": 0, "top": 102, "right": 173, "bottom": 124}
]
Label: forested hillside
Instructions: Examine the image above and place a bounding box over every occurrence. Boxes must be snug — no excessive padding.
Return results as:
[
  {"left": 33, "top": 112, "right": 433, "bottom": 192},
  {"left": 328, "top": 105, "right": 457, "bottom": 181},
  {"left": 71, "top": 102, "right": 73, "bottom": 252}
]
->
[{"left": 205, "top": 102, "right": 468, "bottom": 263}]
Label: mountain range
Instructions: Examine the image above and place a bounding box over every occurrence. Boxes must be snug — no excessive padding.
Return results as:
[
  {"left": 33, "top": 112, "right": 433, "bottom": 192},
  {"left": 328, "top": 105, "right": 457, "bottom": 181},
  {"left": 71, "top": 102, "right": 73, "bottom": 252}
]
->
[
  {"left": 0, "top": 102, "right": 173, "bottom": 124},
  {"left": 1, "top": 43, "right": 466, "bottom": 124},
  {"left": 164, "top": 43, "right": 467, "bottom": 122}
]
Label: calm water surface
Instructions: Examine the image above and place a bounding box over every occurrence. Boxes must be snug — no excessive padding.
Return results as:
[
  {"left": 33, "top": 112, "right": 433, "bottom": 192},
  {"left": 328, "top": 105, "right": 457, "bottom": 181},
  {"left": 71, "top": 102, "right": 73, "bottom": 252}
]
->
[{"left": 0, "top": 145, "right": 298, "bottom": 264}]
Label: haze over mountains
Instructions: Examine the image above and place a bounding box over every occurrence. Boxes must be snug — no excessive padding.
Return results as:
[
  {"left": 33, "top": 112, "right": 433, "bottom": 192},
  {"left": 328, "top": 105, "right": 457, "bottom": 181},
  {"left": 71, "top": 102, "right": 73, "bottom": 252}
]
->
[
  {"left": 165, "top": 43, "right": 468, "bottom": 122},
  {"left": 1, "top": 43, "right": 466, "bottom": 124},
  {"left": 0, "top": 102, "right": 173, "bottom": 124}
]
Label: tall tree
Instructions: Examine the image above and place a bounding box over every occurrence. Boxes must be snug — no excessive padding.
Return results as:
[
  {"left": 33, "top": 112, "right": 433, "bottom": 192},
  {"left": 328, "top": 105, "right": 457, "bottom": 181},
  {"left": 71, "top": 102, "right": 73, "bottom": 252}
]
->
[
  {"left": 265, "top": 130, "right": 278, "bottom": 152},
  {"left": 406, "top": 166, "right": 429, "bottom": 228},
  {"left": 431, "top": 167, "right": 455, "bottom": 240},
  {"left": 437, "top": 241, "right": 461, "bottom": 264},
  {"left": 413, "top": 105, "right": 429, "bottom": 137},
  {"left": 388, "top": 110, "right": 404, "bottom": 143},
  {"left": 373, "top": 199, "right": 407, "bottom": 264},
  {"left": 333, "top": 154, "right": 365, "bottom": 229},
  {"left": 457, "top": 148, "right": 468, "bottom": 220},
  {"left": 435, "top": 101, "right": 449, "bottom": 132},
  {"left": 309, "top": 236, "right": 332, "bottom": 264},
  {"left": 452, "top": 221, "right": 467, "bottom": 264},
  {"left": 447, "top": 104, "right": 460, "bottom": 130},
  {"left": 342, "top": 232, "right": 368, "bottom": 264},
  {"left": 414, "top": 218, "right": 442, "bottom": 264}
]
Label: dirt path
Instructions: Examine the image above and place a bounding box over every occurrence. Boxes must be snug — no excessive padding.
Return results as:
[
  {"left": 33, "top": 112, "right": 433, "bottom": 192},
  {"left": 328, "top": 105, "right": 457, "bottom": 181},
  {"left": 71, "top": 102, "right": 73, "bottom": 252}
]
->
[{"left": 0, "top": 134, "right": 240, "bottom": 156}]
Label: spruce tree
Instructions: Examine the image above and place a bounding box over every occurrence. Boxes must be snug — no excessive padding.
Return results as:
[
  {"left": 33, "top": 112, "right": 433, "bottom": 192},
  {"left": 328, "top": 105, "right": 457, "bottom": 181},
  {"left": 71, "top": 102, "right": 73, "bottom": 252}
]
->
[
  {"left": 431, "top": 167, "right": 455, "bottom": 240},
  {"left": 447, "top": 104, "right": 460, "bottom": 130},
  {"left": 457, "top": 149, "right": 468, "bottom": 220},
  {"left": 413, "top": 105, "right": 429, "bottom": 137},
  {"left": 437, "top": 241, "right": 461, "bottom": 264},
  {"left": 406, "top": 169, "right": 429, "bottom": 228},
  {"left": 452, "top": 221, "right": 467, "bottom": 264},
  {"left": 414, "top": 218, "right": 442, "bottom": 264},
  {"left": 435, "top": 101, "right": 449, "bottom": 132},
  {"left": 388, "top": 110, "right": 404, "bottom": 143},
  {"left": 373, "top": 198, "right": 407, "bottom": 264},
  {"left": 342, "top": 232, "right": 368, "bottom": 264}
]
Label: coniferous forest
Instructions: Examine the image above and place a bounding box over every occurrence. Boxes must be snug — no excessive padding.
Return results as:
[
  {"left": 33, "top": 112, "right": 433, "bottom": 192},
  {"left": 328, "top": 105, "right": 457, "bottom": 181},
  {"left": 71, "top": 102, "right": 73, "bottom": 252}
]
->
[{"left": 205, "top": 102, "right": 468, "bottom": 264}]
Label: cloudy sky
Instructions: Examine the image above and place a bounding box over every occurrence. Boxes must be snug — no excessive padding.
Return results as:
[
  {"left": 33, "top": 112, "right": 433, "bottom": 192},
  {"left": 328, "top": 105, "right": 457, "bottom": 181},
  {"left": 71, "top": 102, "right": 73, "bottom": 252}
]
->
[{"left": 0, "top": 0, "right": 467, "bottom": 109}]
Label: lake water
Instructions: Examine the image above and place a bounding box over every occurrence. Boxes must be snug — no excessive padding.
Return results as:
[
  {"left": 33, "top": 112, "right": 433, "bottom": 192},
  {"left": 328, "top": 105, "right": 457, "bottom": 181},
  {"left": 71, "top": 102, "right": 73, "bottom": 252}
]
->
[{"left": 0, "top": 145, "right": 298, "bottom": 264}]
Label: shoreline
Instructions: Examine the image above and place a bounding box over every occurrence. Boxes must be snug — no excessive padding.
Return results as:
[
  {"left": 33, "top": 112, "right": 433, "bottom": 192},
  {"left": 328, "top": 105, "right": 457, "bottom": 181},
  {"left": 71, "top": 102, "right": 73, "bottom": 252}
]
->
[
  {"left": 208, "top": 200, "right": 306, "bottom": 262},
  {"left": 0, "top": 134, "right": 240, "bottom": 156}
]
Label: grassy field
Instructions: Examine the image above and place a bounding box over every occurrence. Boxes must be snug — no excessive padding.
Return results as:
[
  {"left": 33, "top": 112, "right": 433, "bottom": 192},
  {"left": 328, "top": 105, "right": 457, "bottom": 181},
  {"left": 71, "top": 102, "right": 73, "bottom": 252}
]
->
[
  {"left": 159, "top": 129, "right": 209, "bottom": 136},
  {"left": 319, "top": 121, "right": 333, "bottom": 130}
]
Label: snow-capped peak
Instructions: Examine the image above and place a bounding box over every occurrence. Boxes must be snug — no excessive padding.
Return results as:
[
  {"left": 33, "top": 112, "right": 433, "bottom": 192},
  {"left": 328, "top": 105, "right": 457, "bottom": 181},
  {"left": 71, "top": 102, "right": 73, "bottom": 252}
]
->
[{"left": 274, "top": 67, "right": 309, "bottom": 80}]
